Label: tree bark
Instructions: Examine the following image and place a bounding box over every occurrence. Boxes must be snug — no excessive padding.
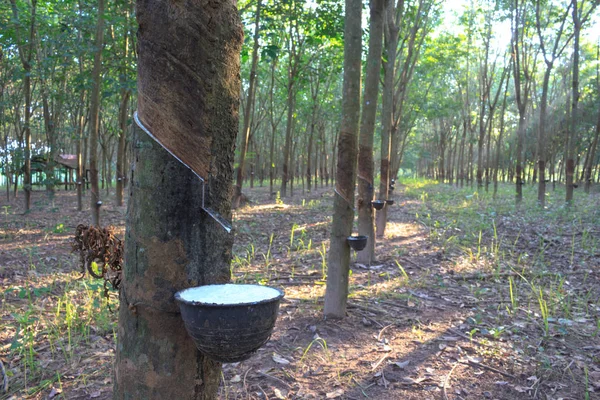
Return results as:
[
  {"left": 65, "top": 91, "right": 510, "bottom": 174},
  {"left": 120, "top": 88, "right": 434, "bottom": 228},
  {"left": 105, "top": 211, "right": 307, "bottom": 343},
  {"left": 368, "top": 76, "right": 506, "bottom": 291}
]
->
[
  {"left": 357, "top": 0, "right": 384, "bottom": 265},
  {"left": 324, "top": 0, "right": 361, "bottom": 319},
  {"left": 114, "top": 1, "right": 242, "bottom": 398}
]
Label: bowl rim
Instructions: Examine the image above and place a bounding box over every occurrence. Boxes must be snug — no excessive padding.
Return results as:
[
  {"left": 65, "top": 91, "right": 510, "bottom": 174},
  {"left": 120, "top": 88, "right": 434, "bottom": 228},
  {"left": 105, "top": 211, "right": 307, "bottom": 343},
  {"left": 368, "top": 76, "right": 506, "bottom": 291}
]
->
[
  {"left": 347, "top": 235, "right": 368, "bottom": 241},
  {"left": 174, "top": 283, "right": 285, "bottom": 308}
]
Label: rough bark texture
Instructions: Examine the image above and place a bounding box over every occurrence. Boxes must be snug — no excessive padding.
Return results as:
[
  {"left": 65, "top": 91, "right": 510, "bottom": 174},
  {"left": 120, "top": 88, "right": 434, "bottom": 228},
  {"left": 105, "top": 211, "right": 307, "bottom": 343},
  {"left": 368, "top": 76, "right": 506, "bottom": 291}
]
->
[
  {"left": 356, "top": 0, "right": 384, "bottom": 265},
  {"left": 135, "top": 0, "right": 241, "bottom": 181},
  {"left": 324, "top": 0, "right": 361, "bottom": 319},
  {"left": 114, "top": 1, "right": 242, "bottom": 398}
]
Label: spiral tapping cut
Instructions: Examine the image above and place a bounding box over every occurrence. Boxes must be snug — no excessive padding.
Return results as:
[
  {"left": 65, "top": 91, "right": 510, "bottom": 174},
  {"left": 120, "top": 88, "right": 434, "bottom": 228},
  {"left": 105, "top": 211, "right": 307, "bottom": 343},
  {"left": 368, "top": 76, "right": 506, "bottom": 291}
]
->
[{"left": 134, "top": 111, "right": 232, "bottom": 233}]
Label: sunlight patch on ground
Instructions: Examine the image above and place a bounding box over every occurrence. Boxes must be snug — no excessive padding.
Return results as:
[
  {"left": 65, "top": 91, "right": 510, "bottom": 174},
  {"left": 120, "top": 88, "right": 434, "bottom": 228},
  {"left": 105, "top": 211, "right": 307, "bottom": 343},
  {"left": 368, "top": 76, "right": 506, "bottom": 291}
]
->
[{"left": 384, "top": 221, "right": 421, "bottom": 241}]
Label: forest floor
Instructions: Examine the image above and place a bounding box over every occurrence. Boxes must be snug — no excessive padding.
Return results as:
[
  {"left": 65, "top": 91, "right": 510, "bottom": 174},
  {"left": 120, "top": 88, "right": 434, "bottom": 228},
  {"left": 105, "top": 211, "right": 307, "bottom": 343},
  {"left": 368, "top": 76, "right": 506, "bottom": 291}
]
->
[{"left": 1, "top": 180, "right": 600, "bottom": 400}]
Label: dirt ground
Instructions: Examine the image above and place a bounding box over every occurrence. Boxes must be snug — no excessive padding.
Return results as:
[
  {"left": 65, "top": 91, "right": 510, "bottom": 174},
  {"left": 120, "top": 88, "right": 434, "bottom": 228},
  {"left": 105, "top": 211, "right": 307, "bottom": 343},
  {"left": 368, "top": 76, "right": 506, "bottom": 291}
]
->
[{"left": 1, "top": 182, "right": 600, "bottom": 399}]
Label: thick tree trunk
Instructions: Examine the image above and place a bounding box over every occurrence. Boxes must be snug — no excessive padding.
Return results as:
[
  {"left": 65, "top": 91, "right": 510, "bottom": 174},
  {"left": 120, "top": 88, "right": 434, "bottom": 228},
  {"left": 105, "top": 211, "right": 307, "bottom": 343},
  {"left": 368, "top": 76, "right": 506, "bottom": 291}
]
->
[
  {"left": 357, "top": 0, "right": 384, "bottom": 265},
  {"left": 89, "top": 0, "right": 105, "bottom": 226},
  {"left": 114, "top": 1, "right": 242, "bottom": 398},
  {"left": 324, "top": 0, "right": 361, "bottom": 319}
]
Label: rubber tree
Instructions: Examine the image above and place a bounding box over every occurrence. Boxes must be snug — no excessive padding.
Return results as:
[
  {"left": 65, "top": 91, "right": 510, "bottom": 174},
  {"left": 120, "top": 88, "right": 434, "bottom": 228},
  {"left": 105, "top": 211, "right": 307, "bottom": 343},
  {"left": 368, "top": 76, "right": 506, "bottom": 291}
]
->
[
  {"left": 233, "top": 0, "right": 261, "bottom": 208},
  {"left": 511, "top": 0, "right": 535, "bottom": 205},
  {"left": 9, "top": 0, "right": 37, "bottom": 212},
  {"left": 566, "top": 0, "right": 598, "bottom": 204},
  {"left": 113, "top": 0, "right": 242, "bottom": 398},
  {"left": 376, "top": 0, "right": 402, "bottom": 238},
  {"left": 389, "top": 0, "right": 436, "bottom": 181},
  {"left": 116, "top": 3, "right": 133, "bottom": 207},
  {"left": 357, "top": 0, "right": 384, "bottom": 265},
  {"left": 534, "top": 0, "right": 572, "bottom": 207},
  {"left": 324, "top": 0, "right": 361, "bottom": 319},
  {"left": 88, "top": 0, "right": 104, "bottom": 226}
]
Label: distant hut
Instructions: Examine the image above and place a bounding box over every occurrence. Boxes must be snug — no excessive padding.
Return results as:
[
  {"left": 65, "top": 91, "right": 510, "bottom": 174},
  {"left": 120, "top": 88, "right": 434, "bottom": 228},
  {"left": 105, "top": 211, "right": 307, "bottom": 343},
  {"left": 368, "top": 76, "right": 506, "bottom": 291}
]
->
[
  {"left": 53, "top": 154, "right": 80, "bottom": 190},
  {"left": 27, "top": 154, "right": 84, "bottom": 190}
]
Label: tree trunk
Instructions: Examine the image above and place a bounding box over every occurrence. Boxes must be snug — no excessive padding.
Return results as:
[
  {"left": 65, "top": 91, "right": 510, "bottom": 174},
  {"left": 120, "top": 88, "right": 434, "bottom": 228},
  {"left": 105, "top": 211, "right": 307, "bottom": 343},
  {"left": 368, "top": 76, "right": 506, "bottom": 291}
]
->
[
  {"left": 281, "top": 81, "right": 295, "bottom": 197},
  {"left": 269, "top": 60, "right": 277, "bottom": 199},
  {"left": 116, "top": 7, "right": 131, "bottom": 207},
  {"left": 324, "top": 0, "right": 361, "bottom": 319},
  {"left": 566, "top": 1, "right": 580, "bottom": 204},
  {"left": 584, "top": 105, "right": 599, "bottom": 193},
  {"left": 233, "top": 0, "right": 261, "bottom": 207},
  {"left": 376, "top": 0, "right": 399, "bottom": 238},
  {"left": 459, "top": 119, "right": 466, "bottom": 187},
  {"left": 494, "top": 76, "right": 509, "bottom": 199},
  {"left": 114, "top": 0, "right": 242, "bottom": 399},
  {"left": 89, "top": 0, "right": 105, "bottom": 226},
  {"left": 357, "top": 0, "right": 384, "bottom": 265},
  {"left": 116, "top": 89, "right": 130, "bottom": 206},
  {"left": 9, "top": 0, "right": 37, "bottom": 212}
]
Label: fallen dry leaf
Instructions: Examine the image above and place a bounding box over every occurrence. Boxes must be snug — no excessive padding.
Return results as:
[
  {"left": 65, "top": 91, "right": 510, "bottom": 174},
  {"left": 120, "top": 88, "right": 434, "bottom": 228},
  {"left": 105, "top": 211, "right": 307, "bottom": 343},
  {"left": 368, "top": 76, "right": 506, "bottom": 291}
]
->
[
  {"left": 326, "top": 388, "right": 344, "bottom": 399},
  {"left": 272, "top": 353, "right": 291, "bottom": 365}
]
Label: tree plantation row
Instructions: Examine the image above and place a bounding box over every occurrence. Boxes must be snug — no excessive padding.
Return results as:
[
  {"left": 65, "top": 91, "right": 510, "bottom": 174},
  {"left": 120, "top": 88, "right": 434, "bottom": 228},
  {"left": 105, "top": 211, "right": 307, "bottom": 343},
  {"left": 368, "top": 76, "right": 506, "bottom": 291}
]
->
[{"left": 1, "top": 0, "right": 599, "bottom": 221}]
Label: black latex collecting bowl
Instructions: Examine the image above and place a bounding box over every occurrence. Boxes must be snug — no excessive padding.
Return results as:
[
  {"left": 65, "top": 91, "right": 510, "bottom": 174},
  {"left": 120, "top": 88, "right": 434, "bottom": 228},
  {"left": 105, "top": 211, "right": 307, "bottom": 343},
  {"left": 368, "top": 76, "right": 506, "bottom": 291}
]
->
[
  {"left": 386, "top": 199, "right": 395, "bottom": 205},
  {"left": 175, "top": 284, "right": 285, "bottom": 363},
  {"left": 371, "top": 200, "right": 385, "bottom": 210},
  {"left": 347, "top": 235, "right": 368, "bottom": 251}
]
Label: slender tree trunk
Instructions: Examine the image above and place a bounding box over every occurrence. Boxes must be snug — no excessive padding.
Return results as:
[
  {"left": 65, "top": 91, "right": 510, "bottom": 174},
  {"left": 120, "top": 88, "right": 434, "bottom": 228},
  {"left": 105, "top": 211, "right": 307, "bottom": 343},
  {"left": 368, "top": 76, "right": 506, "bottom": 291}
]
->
[
  {"left": 116, "top": 90, "right": 130, "bottom": 206},
  {"left": 234, "top": 0, "right": 261, "bottom": 207},
  {"left": 566, "top": 1, "right": 580, "bottom": 204},
  {"left": 116, "top": 8, "right": 131, "bottom": 207},
  {"left": 584, "top": 106, "right": 599, "bottom": 193},
  {"left": 459, "top": 119, "right": 466, "bottom": 187},
  {"left": 376, "top": 0, "right": 399, "bottom": 238},
  {"left": 114, "top": 1, "right": 242, "bottom": 398},
  {"left": 268, "top": 60, "right": 277, "bottom": 199},
  {"left": 306, "top": 120, "right": 314, "bottom": 192},
  {"left": 324, "top": 0, "right": 361, "bottom": 319},
  {"left": 494, "top": 76, "right": 509, "bottom": 198},
  {"left": 10, "top": 0, "right": 37, "bottom": 212},
  {"left": 76, "top": 103, "right": 84, "bottom": 211},
  {"left": 281, "top": 82, "right": 295, "bottom": 197},
  {"left": 89, "top": 0, "right": 105, "bottom": 226},
  {"left": 357, "top": 0, "right": 384, "bottom": 265}
]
